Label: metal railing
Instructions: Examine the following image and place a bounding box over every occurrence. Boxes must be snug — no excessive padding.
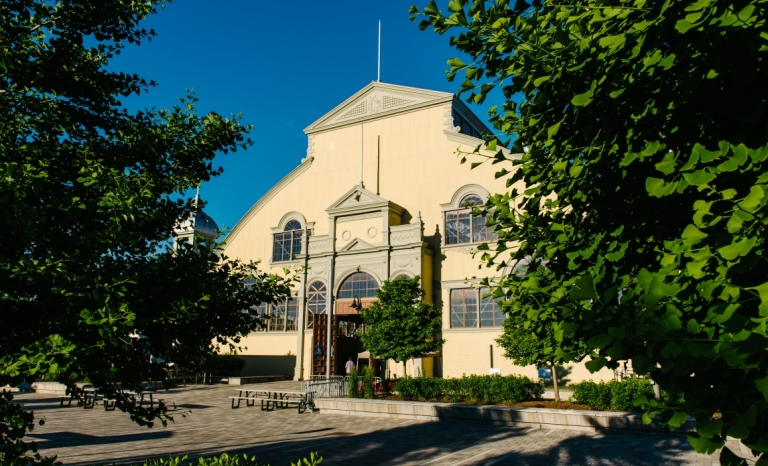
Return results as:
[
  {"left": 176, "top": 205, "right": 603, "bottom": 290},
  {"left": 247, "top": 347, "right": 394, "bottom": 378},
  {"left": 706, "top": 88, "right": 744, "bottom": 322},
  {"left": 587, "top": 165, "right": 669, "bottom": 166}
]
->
[{"left": 301, "top": 375, "right": 346, "bottom": 398}]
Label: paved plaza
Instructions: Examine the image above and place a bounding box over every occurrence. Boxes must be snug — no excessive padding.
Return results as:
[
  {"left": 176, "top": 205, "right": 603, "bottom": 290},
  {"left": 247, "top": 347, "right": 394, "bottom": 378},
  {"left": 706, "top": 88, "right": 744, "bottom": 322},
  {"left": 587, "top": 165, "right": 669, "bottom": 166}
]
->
[{"left": 14, "top": 382, "right": 754, "bottom": 465}]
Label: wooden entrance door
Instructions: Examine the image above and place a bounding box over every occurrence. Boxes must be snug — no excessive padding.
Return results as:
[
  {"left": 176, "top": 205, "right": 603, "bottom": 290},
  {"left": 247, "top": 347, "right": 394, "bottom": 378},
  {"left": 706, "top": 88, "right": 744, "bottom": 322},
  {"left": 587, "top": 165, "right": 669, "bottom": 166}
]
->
[{"left": 311, "top": 314, "right": 337, "bottom": 376}]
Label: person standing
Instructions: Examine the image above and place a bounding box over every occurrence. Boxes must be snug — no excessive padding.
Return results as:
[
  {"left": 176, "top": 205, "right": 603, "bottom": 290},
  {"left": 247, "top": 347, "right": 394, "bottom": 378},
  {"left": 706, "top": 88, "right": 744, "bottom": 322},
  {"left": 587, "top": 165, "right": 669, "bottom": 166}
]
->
[{"left": 345, "top": 357, "right": 354, "bottom": 375}]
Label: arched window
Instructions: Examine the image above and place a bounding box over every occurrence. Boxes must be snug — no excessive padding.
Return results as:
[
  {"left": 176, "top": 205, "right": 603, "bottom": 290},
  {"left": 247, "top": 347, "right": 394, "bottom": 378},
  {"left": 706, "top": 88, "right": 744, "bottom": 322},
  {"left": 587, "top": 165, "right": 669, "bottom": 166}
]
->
[
  {"left": 445, "top": 194, "right": 497, "bottom": 245},
  {"left": 338, "top": 272, "right": 379, "bottom": 299},
  {"left": 273, "top": 219, "right": 305, "bottom": 262},
  {"left": 306, "top": 281, "right": 327, "bottom": 329},
  {"left": 392, "top": 274, "right": 411, "bottom": 281}
]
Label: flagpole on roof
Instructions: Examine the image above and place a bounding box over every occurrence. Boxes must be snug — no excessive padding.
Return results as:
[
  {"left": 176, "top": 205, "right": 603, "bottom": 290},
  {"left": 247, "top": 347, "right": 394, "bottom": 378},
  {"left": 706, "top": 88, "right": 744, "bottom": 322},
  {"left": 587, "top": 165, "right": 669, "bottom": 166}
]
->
[{"left": 377, "top": 20, "right": 381, "bottom": 82}]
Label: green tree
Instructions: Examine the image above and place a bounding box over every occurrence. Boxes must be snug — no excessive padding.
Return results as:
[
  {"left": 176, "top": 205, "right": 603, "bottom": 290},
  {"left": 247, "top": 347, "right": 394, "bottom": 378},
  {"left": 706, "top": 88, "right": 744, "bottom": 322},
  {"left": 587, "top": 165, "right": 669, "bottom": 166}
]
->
[
  {"left": 412, "top": 0, "right": 768, "bottom": 460},
  {"left": 0, "top": 1, "right": 291, "bottom": 463},
  {"left": 497, "top": 298, "right": 583, "bottom": 401},
  {"left": 359, "top": 276, "right": 444, "bottom": 377}
]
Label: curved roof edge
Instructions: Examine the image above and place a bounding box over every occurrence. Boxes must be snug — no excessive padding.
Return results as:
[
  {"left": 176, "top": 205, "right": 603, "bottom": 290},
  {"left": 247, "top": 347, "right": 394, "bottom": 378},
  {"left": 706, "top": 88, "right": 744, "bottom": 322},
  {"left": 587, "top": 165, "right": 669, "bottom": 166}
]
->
[{"left": 223, "top": 157, "right": 314, "bottom": 249}]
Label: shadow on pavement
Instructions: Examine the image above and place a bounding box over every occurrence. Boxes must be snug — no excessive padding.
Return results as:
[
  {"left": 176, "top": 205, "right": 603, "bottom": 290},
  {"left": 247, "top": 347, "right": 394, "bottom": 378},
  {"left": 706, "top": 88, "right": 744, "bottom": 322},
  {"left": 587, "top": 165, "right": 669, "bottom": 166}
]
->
[{"left": 28, "top": 430, "right": 174, "bottom": 450}]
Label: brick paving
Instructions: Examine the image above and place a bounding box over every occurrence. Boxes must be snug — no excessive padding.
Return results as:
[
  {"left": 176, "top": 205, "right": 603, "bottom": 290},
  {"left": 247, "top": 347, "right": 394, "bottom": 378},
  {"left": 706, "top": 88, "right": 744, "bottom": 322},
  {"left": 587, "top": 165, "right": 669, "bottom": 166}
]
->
[{"left": 13, "top": 383, "right": 756, "bottom": 465}]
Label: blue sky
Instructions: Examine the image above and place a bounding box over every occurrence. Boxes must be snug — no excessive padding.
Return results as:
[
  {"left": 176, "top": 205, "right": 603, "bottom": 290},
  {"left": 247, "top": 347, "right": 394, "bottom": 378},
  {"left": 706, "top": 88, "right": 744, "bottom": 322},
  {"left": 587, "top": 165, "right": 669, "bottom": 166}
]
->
[{"left": 111, "top": 0, "right": 498, "bottom": 231}]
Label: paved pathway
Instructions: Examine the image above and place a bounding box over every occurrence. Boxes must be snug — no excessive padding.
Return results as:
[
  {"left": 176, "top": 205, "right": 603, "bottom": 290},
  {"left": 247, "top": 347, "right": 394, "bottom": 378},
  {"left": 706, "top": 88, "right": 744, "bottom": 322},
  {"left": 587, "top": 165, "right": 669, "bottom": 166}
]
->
[{"left": 13, "top": 383, "right": 756, "bottom": 465}]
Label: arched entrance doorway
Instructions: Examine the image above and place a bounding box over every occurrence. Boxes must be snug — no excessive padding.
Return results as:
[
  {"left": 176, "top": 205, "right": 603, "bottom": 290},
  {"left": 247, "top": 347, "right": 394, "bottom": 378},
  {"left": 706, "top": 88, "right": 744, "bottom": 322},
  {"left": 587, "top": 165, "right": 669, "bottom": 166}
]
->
[{"left": 311, "top": 272, "right": 379, "bottom": 376}]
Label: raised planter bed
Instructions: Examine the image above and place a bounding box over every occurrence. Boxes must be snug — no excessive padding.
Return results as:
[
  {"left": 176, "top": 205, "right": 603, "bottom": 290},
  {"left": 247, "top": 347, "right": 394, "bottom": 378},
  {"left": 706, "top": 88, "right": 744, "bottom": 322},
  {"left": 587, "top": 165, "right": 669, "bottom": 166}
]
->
[
  {"left": 227, "top": 375, "right": 290, "bottom": 385},
  {"left": 314, "top": 398, "right": 695, "bottom": 435}
]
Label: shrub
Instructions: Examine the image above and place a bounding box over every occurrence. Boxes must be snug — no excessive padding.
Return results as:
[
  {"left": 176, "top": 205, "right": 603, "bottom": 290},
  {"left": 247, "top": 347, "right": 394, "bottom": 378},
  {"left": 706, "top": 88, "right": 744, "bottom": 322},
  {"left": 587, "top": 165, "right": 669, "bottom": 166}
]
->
[
  {"left": 361, "top": 367, "right": 375, "bottom": 399},
  {"left": 134, "top": 451, "right": 322, "bottom": 466},
  {"left": 347, "top": 367, "right": 359, "bottom": 398},
  {"left": 201, "top": 354, "right": 246, "bottom": 377},
  {"left": 394, "top": 375, "right": 543, "bottom": 404},
  {"left": 571, "top": 379, "right": 685, "bottom": 411}
]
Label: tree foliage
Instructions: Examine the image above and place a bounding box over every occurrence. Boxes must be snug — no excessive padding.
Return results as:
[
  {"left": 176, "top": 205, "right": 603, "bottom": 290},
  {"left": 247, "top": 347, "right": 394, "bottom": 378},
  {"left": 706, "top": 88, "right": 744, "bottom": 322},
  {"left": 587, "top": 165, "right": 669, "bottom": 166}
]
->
[
  {"left": 496, "top": 291, "right": 584, "bottom": 400},
  {"left": 412, "top": 0, "right": 768, "bottom": 458},
  {"left": 0, "top": 0, "right": 291, "bottom": 461},
  {"left": 359, "top": 276, "right": 444, "bottom": 366}
]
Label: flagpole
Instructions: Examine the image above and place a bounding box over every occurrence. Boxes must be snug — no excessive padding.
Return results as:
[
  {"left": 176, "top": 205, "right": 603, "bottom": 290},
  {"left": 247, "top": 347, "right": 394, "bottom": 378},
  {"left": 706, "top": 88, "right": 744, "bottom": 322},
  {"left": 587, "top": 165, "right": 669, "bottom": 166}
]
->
[{"left": 377, "top": 20, "right": 381, "bottom": 82}]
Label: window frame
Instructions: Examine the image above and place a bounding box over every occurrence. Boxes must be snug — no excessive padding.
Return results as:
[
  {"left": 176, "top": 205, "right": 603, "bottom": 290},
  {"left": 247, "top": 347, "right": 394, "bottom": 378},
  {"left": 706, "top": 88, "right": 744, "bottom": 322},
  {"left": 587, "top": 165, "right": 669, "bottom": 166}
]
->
[
  {"left": 449, "top": 287, "right": 504, "bottom": 329},
  {"left": 254, "top": 299, "right": 299, "bottom": 332},
  {"left": 337, "top": 272, "right": 380, "bottom": 299},
  {"left": 306, "top": 280, "right": 327, "bottom": 329},
  {"left": 444, "top": 194, "right": 497, "bottom": 246},
  {"left": 272, "top": 219, "right": 311, "bottom": 263}
]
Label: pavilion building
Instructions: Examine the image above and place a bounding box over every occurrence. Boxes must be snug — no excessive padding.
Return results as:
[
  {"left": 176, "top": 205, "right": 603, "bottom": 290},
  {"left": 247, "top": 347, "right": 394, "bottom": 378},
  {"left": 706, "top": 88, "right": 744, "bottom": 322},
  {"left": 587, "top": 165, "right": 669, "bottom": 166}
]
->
[{"left": 223, "top": 82, "right": 613, "bottom": 383}]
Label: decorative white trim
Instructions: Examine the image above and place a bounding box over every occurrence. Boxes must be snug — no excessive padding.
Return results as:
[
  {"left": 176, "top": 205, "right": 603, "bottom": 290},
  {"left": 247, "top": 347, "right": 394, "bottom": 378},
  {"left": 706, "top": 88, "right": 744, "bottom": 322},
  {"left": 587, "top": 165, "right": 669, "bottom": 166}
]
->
[
  {"left": 334, "top": 267, "right": 382, "bottom": 295},
  {"left": 271, "top": 212, "right": 308, "bottom": 234},
  {"left": 440, "top": 184, "right": 491, "bottom": 211},
  {"left": 441, "top": 328, "right": 503, "bottom": 334},
  {"left": 224, "top": 157, "right": 314, "bottom": 247},
  {"left": 304, "top": 82, "right": 454, "bottom": 135},
  {"left": 336, "top": 211, "right": 382, "bottom": 223}
]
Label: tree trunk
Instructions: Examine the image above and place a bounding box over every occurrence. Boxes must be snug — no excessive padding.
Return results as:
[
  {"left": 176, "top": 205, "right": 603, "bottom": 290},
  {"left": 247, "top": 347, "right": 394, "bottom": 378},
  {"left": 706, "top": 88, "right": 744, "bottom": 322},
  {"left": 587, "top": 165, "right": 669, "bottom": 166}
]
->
[
  {"left": 403, "top": 359, "right": 408, "bottom": 378},
  {"left": 552, "top": 364, "right": 560, "bottom": 402}
]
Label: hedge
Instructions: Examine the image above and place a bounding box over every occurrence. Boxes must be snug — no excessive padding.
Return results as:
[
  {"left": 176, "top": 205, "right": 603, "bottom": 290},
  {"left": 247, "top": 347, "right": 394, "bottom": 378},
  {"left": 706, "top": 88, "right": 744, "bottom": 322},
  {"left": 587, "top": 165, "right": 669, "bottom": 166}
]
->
[
  {"left": 201, "top": 354, "right": 246, "bottom": 377},
  {"left": 394, "top": 375, "right": 544, "bottom": 404},
  {"left": 135, "top": 451, "right": 322, "bottom": 466},
  {"left": 570, "top": 378, "right": 684, "bottom": 411}
]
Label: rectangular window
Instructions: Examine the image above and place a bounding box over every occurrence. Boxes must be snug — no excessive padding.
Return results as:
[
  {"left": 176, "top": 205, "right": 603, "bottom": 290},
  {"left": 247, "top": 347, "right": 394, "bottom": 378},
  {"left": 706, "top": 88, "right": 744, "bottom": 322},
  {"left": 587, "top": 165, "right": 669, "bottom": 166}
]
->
[
  {"left": 255, "top": 303, "right": 270, "bottom": 332},
  {"left": 272, "top": 229, "right": 311, "bottom": 262},
  {"left": 450, "top": 287, "right": 505, "bottom": 328},
  {"left": 272, "top": 232, "right": 293, "bottom": 262},
  {"left": 450, "top": 289, "right": 477, "bottom": 328},
  {"left": 479, "top": 288, "right": 504, "bottom": 327},
  {"left": 286, "top": 300, "right": 297, "bottom": 331},
  {"left": 254, "top": 300, "right": 299, "bottom": 332},
  {"left": 446, "top": 210, "right": 472, "bottom": 245}
]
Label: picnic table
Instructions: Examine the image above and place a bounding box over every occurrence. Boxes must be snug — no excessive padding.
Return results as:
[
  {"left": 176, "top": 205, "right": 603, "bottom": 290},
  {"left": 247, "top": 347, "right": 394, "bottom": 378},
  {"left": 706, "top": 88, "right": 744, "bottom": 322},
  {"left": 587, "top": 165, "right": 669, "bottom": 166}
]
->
[
  {"left": 124, "top": 390, "right": 161, "bottom": 409},
  {"left": 229, "top": 388, "right": 314, "bottom": 413}
]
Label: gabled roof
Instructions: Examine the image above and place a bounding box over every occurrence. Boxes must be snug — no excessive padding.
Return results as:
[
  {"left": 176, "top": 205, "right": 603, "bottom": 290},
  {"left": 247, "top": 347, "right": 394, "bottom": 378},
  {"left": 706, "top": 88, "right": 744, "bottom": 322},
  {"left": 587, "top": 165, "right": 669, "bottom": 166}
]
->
[
  {"left": 326, "top": 184, "right": 404, "bottom": 216},
  {"left": 304, "top": 82, "right": 454, "bottom": 135}
]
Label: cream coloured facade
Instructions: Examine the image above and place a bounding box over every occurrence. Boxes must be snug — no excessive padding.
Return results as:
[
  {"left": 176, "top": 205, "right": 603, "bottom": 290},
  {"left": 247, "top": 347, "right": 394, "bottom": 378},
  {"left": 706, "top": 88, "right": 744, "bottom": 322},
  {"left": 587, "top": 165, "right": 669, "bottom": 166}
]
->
[{"left": 223, "top": 82, "right": 613, "bottom": 384}]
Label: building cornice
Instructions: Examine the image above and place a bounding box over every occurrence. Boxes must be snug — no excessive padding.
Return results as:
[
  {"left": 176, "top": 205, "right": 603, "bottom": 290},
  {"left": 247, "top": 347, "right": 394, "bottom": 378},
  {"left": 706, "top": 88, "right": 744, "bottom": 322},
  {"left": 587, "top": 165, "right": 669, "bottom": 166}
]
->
[{"left": 304, "top": 82, "right": 454, "bottom": 135}]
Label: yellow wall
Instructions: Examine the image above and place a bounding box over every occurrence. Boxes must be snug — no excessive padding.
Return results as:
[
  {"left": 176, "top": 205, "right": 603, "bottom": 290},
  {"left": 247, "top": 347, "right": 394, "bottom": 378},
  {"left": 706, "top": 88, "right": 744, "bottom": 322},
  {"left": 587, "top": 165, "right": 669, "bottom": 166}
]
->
[
  {"left": 441, "top": 330, "right": 614, "bottom": 384},
  {"left": 336, "top": 218, "right": 382, "bottom": 248}
]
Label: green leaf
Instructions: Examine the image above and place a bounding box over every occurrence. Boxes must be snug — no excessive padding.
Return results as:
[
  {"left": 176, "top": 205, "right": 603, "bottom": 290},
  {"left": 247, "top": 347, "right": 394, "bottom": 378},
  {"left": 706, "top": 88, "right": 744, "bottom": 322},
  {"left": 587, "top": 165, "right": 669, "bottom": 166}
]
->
[
  {"left": 682, "top": 224, "right": 708, "bottom": 245},
  {"left": 686, "top": 319, "right": 699, "bottom": 334},
  {"left": 654, "top": 151, "right": 676, "bottom": 175},
  {"left": 585, "top": 357, "right": 607, "bottom": 372},
  {"left": 683, "top": 169, "right": 716, "bottom": 187},
  {"left": 756, "top": 376, "right": 768, "bottom": 401},
  {"left": 570, "top": 274, "right": 597, "bottom": 300},
  {"left": 646, "top": 177, "right": 677, "bottom": 197},
  {"left": 571, "top": 81, "right": 596, "bottom": 107},
  {"left": 687, "top": 432, "right": 724, "bottom": 454},
  {"left": 739, "top": 185, "right": 765, "bottom": 211},
  {"left": 548, "top": 121, "right": 562, "bottom": 139},
  {"left": 719, "top": 237, "right": 756, "bottom": 261},
  {"left": 675, "top": 20, "right": 695, "bottom": 33}
]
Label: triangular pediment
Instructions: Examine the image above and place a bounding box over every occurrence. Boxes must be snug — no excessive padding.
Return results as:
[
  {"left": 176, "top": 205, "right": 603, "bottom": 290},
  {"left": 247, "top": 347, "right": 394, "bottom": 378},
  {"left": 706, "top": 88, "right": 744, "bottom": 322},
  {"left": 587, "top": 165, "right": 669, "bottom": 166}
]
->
[
  {"left": 327, "top": 185, "right": 390, "bottom": 212},
  {"left": 340, "top": 238, "right": 375, "bottom": 252},
  {"left": 304, "top": 82, "right": 453, "bottom": 134}
]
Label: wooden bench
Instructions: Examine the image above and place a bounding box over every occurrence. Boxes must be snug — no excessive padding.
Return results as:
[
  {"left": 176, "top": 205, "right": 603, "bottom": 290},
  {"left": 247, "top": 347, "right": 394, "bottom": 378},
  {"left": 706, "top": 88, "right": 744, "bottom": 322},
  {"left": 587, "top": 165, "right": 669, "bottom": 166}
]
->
[{"left": 103, "top": 398, "right": 116, "bottom": 411}]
